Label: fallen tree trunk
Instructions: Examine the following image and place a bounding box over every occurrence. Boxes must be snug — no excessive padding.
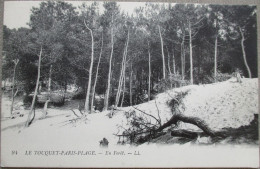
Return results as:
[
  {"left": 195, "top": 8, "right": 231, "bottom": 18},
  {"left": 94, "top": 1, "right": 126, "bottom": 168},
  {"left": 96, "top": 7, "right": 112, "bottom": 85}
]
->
[
  {"left": 171, "top": 129, "right": 199, "bottom": 139},
  {"left": 157, "top": 114, "right": 216, "bottom": 136},
  {"left": 116, "top": 110, "right": 216, "bottom": 145}
]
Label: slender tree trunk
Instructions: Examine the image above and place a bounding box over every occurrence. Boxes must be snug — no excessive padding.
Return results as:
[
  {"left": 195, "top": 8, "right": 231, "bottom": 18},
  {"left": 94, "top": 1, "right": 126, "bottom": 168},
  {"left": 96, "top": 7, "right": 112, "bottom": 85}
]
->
[
  {"left": 183, "top": 45, "right": 186, "bottom": 79},
  {"left": 84, "top": 20, "right": 94, "bottom": 114},
  {"left": 148, "top": 43, "right": 151, "bottom": 101},
  {"left": 181, "top": 43, "right": 184, "bottom": 79},
  {"left": 172, "top": 49, "right": 176, "bottom": 75},
  {"left": 116, "top": 46, "right": 127, "bottom": 107},
  {"left": 120, "top": 73, "right": 126, "bottom": 107},
  {"left": 188, "top": 21, "right": 193, "bottom": 84},
  {"left": 166, "top": 46, "right": 172, "bottom": 75},
  {"left": 115, "top": 47, "right": 126, "bottom": 107},
  {"left": 158, "top": 25, "right": 166, "bottom": 79},
  {"left": 141, "top": 69, "right": 144, "bottom": 95},
  {"left": 48, "top": 65, "right": 52, "bottom": 96},
  {"left": 129, "top": 57, "right": 133, "bottom": 106},
  {"left": 104, "top": 17, "right": 114, "bottom": 111},
  {"left": 42, "top": 100, "right": 50, "bottom": 118},
  {"left": 42, "top": 64, "right": 52, "bottom": 118},
  {"left": 90, "top": 33, "right": 103, "bottom": 113},
  {"left": 181, "top": 33, "right": 185, "bottom": 80},
  {"left": 115, "top": 30, "right": 129, "bottom": 107},
  {"left": 25, "top": 46, "right": 42, "bottom": 127},
  {"left": 10, "top": 59, "right": 19, "bottom": 116},
  {"left": 214, "top": 35, "right": 218, "bottom": 82},
  {"left": 120, "top": 58, "right": 127, "bottom": 107},
  {"left": 239, "top": 27, "right": 252, "bottom": 78}
]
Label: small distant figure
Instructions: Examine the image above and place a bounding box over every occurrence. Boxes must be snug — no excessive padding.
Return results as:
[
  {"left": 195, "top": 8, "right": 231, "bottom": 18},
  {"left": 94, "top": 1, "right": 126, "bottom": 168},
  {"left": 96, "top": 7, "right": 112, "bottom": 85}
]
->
[
  {"left": 108, "top": 105, "right": 115, "bottom": 118},
  {"left": 235, "top": 69, "right": 242, "bottom": 83},
  {"left": 99, "top": 138, "right": 109, "bottom": 147}
]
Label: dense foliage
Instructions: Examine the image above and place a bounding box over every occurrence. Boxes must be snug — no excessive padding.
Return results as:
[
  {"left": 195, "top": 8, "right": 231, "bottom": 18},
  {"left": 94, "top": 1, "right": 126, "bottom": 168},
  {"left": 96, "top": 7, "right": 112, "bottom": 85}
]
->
[{"left": 2, "top": 2, "right": 257, "bottom": 109}]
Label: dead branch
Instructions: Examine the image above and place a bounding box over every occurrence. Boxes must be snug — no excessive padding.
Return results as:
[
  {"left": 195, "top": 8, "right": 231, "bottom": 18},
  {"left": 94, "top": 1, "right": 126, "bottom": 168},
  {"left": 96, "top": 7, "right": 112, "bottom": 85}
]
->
[
  {"left": 71, "top": 109, "right": 81, "bottom": 118},
  {"left": 133, "top": 106, "right": 161, "bottom": 126}
]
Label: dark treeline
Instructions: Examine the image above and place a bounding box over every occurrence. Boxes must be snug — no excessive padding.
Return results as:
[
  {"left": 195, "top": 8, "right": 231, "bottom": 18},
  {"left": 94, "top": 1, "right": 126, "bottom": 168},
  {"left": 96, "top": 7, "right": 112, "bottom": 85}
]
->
[{"left": 2, "top": 2, "right": 257, "bottom": 115}]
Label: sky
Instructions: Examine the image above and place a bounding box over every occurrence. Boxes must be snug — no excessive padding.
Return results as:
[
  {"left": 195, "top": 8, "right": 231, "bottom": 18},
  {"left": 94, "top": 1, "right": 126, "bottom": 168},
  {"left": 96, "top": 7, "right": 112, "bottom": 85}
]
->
[{"left": 3, "top": 1, "right": 147, "bottom": 29}]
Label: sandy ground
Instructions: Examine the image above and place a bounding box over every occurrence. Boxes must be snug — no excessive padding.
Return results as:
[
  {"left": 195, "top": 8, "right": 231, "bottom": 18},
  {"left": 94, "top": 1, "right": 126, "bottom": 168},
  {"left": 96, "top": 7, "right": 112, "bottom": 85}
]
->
[
  {"left": 122, "top": 77, "right": 258, "bottom": 131},
  {"left": 1, "top": 77, "right": 258, "bottom": 145},
  {"left": 1, "top": 77, "right": 259, "bottom": 167}
]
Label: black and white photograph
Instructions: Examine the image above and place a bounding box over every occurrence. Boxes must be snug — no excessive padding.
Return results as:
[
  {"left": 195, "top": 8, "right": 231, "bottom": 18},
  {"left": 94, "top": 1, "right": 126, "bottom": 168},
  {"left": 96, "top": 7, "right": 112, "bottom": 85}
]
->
[{"left": 0, "top": 0, "right": 259, "bottom": 167}]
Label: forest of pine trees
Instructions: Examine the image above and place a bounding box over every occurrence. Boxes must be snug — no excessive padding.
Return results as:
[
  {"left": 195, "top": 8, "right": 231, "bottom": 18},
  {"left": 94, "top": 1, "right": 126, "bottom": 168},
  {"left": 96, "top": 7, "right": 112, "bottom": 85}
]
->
[{"left": 2, "top": 1, "right": 257, "bottom": 116}]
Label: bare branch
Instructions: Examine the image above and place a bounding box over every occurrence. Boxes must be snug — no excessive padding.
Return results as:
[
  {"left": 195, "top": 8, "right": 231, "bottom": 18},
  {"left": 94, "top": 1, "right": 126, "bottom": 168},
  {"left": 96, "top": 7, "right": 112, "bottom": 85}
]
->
[
  {"left": 132, "top": 106, "right": 161, "bottom": 125},
  {"left": 71, "top": 109, "right": 81, "bottom": 118}
]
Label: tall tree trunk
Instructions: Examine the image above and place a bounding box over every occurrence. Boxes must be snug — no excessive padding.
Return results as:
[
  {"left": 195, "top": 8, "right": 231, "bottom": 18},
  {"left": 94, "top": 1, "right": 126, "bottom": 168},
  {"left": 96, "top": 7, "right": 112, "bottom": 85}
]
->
[
  {"left": 148, "top": 43, "right": 151, "bottom": 101},
  {"left": 172, "top": 49, "right": 176, "bottom": 75},
  {"left": 84, "top": 20, "right": 94, "bottom": 114},
  {"left": 158, "top": 25, "right": 166, "bottom": 79},
  {"left": 141, "top": 69, "right": 144, "bottom": 95},
  {"left": 47, "top": 65, "right": 52, "bottom": 96},
  {"left": 188, "top": 21, "right": 193, "bottom": 84},
  {"left": 129, "top": 56, "right": 133, "bottom": 106},
  {"left": 166, "top": 46, "right": 172, "bottom": 75},
  {"left": 25, "top": 46, "right": 42, "bottom": 127},
  {"left": 183, "top": 45, "right": 186, "bottom": 79},
  {"left": 181, "top": 32, "right": 185, "bottom": 80},
  {"left": 115, "top": 30, "right": 129, "bottom": 107},
  {"left": 214, "top": 35, "right": 218, "bottom": 82},
  {"left": 115, "top": 47, "right": 126, "bottom": 107},
  {"left": 42, "top": 64, "right": 52, "bottom": 118},
  {"left": 90, "top": 32, "right": 103, "bottom": 113},
  {"left": 120, "top": 58, "right": 127, "bottom": 107},
  {"left": 10, "top": 59, "right": 19, "bottom": 116},
  {"left": 104, "top": 17, "right": 114, "bottom": 111},
  {"left": 239, "top": 27, "right": 252, "bottom": 78},
  {"left": 120, "top": 73, "right": 126, "bottom": 107}
]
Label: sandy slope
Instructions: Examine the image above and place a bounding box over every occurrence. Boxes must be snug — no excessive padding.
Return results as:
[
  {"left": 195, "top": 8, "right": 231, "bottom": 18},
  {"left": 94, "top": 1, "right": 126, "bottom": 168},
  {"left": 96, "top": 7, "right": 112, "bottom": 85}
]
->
[
  {"left": 1, "top": 77, "right": 259, "bottom": 167},
  {"left": 126, "top": 77, "right": 258, "bottom": 132},
  {"left": 1, "top": 77, "right": 258, "bottom": 149}
]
